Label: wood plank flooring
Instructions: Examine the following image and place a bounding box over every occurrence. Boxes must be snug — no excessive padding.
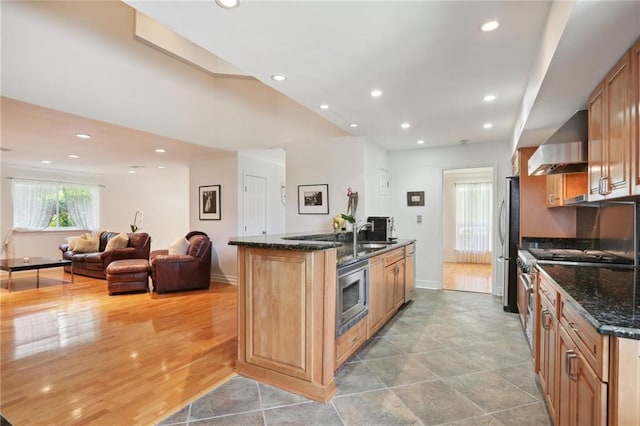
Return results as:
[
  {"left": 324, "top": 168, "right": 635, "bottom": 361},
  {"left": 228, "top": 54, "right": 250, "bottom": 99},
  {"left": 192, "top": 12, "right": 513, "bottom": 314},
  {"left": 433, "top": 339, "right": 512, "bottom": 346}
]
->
[
  {"left": 0, "top": 269, "right": 237, "bottom": 425},
  {"left": 442, "top": 262, "right": 492, "bottom": 293}
]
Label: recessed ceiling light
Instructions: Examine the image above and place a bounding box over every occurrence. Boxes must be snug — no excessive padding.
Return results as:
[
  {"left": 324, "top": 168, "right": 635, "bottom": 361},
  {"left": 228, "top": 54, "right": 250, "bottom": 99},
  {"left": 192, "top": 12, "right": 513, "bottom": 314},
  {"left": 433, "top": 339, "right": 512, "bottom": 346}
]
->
[
  {"left": 481, "top": 20, "right": 500, "bottom": 32},
  {"left": 319, "top": 104, "right": 329, "bottom": 110},
  {"left": 68, "top": 154, "right": 80, "bottom": 159},
  {"left": 417, "top": 140, "right": 425, "bottom": 145},
  {"left": 157, "top": 165, "right": 166, "bottom": 169},
  {"left": 483, "top": 122, "right": 493, "bottom": 129},
  {"left": 349, "top": 123, "right": 358, "bottom": 128},
  {"left": 75, "top": 133, "right": 91, "bottom": 139},
  {"left": 128, "top": 170, "right": 136, "bottom": 174},
  {"left": 483, "top": 94, "right": 496, "bottom": 102},
  {"left": 215, "top": 0, "right": 239, "bottom": 9},
  {"left": 271, "top": 74, "right": 287, "bottom": 82},
  {"left": 41, "top": 160, "right": 51, "bottom": 164},
  {"left": 370, "top": 89, "right": 383, "bottom": 98},
  {"left": 401, "top": 122, "right": 411, "bottom": 129},
  {"left": 155, "top": 148, "right": 166, "bottom": 153}
]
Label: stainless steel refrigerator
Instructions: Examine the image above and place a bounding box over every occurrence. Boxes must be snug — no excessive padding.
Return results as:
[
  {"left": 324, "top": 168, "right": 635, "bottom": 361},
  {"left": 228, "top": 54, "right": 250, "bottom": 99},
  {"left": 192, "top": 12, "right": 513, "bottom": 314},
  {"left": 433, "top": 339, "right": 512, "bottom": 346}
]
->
[{"left": 498, "top": 176, "right": 519, "bottom": 313}]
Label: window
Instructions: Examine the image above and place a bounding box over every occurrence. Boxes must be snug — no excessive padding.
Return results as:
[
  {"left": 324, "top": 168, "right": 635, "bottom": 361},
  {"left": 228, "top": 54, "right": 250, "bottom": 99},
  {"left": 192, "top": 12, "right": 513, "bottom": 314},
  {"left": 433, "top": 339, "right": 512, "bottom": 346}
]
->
[
  {"left": 455, "top": 182, "right": 492, "bottom": 263},
  {"left": 12, "top": 179, "right": 100, "bottom": 231}
]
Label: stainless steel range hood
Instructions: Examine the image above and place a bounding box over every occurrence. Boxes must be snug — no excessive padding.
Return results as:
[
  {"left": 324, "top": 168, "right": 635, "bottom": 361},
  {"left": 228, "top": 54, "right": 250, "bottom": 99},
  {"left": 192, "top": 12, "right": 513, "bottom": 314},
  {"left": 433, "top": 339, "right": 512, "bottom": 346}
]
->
[{"left": 527, "top": 110, "right": 588, "bottom": 176}]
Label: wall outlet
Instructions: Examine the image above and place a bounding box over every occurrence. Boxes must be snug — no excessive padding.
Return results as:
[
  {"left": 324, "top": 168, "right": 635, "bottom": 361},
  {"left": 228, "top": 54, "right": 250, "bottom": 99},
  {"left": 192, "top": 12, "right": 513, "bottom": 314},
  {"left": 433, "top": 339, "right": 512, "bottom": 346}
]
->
[{"left": 417, "top": 215, "right": 422, "bottom": 224}]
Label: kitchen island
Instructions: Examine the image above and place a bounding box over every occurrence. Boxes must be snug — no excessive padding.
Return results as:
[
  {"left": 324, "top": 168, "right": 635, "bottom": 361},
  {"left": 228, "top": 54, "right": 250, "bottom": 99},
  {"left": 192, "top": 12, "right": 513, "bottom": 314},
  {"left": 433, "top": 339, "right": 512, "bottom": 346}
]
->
[
  {"left": 533, "top": 263, "right": 640, "bottom": 425},
  {"left": 228, "top": 233, "right": 415, "bottom": 402}
]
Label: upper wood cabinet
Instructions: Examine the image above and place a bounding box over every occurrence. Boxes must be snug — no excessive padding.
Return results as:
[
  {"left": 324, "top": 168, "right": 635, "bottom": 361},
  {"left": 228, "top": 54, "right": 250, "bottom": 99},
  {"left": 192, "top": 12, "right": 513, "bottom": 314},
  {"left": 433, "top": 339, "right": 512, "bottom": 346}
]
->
[
  {"left": 588, "top": 49, "right": 634, "bottom": 200},
  {"left": 545, "top": 173, "right": 587, "bottom": 207},
  {"left": 632, "top": 38, "right": 640, "bottom": 195}
]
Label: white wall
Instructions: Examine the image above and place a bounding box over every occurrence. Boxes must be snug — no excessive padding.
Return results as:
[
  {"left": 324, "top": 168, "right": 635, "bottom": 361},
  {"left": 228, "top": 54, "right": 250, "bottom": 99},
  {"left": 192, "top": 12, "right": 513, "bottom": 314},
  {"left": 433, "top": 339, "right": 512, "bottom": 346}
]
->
[
  {"left": 284, "top": 136, "right": 366, "bottom": 233},
  {"left": 189, "top": 153, "right": 239, "bottom": 284},
  {"left": 1, "top": 164, "right": 189, "bottom": 261},
  {"left": 389, "top": 141, "right": 511, "bottom": 291},
  {"left": 238, "top": 149, "right": 286, "bottom": 236}
]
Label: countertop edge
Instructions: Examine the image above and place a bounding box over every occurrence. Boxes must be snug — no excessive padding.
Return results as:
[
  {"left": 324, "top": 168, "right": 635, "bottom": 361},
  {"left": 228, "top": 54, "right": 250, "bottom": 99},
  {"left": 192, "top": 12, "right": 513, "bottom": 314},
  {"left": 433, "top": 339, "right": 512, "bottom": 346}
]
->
[{"left": 536, "top": 265, "right": 640, "bottom": 340}]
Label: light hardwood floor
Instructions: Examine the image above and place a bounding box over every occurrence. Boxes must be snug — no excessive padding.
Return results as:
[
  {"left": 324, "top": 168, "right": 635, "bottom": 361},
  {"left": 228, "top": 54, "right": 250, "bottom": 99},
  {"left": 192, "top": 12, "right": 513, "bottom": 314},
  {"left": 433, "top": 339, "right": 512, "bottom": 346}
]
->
[
  {"left": 442, "top": 262, "right": 492, "bottom": 294},
  {"left": 0, "top": 269, "right": 237, "bottom": 425}
]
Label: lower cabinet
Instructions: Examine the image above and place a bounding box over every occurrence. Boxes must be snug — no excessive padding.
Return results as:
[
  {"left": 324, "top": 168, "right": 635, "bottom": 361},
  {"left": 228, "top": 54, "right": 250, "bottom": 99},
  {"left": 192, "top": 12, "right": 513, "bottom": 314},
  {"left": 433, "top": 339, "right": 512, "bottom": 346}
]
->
[
  {"left": 367, "top": 248, "right": 405, "bottom": 338},
  {"left": 335, "top": 317, "right": 367, "bottom": 368},
  {"left": 556, "top": 325, "right": 607, "bottom": 426},
  {"left": 236, "top": 247, "right": 337, "bottom": 402},
  {"left": 538, "top": 295, "right": 558, "bottom": 421}
]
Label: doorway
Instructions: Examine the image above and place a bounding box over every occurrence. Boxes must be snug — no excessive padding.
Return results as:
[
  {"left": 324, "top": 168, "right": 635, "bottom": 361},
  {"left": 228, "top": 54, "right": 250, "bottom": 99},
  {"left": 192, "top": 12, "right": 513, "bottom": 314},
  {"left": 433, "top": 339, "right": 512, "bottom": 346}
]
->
[{"left": 442, "top": 167, "right": 494, "bottom": 293}]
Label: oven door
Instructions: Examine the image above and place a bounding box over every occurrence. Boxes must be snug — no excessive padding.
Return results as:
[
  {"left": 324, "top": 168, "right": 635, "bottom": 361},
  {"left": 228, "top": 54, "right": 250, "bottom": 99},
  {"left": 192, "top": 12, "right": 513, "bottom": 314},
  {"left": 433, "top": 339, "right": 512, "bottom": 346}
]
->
[{"left": 337, "top": 260, "right": 369, "bottom": 336}]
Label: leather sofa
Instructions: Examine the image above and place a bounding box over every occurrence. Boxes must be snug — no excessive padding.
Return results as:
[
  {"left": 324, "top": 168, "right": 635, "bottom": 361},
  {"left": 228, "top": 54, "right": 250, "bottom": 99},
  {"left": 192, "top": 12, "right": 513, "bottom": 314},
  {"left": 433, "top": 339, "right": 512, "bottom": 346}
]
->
[
  {"left": 150, "top": 231, "right": 212, "bottom": 293},
  {"left": 59, "top": 231, "right": 151, "bottom": 279}
]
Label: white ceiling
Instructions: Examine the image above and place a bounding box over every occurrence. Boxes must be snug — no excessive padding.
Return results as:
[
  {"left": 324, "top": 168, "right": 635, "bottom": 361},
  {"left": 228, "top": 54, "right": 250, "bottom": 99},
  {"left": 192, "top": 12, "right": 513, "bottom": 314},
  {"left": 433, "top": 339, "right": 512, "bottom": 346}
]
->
[
  {"left": 2, "top": 1, "right": 639, "bottom": 176},
  {"left": 1, "top": 97, "right": 225, "bottom": 177},
  {"left": 125, "top": 0, "right": 640, "bottom": 151}
]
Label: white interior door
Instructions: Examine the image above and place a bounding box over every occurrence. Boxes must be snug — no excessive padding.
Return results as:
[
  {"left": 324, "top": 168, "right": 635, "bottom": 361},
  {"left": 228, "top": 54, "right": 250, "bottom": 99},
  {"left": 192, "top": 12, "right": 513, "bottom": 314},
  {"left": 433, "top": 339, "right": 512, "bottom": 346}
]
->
[{"left": 243, "top": 174, "right": 267, "bottom": 236}]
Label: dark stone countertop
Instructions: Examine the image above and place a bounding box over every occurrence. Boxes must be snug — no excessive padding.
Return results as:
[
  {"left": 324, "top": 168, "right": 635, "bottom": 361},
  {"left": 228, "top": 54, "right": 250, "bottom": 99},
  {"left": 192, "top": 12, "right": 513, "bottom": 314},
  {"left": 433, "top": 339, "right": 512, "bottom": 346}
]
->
[
  {"left": 228, "top": 233, "right": 415, "bottom": 267},
  {"left": 536, "top": 263, "right": 639, "bottom": 340}
]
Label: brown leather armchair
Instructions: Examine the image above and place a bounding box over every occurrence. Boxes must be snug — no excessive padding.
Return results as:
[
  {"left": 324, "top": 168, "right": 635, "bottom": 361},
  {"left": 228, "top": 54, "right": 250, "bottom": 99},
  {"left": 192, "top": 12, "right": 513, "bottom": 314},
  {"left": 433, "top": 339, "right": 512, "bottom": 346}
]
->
[
  {"left": 59, "top": 231, "right": 151, "bottom": 279},
  {"left": 150, "top": 231, "right": 212, "bottom": 293}
]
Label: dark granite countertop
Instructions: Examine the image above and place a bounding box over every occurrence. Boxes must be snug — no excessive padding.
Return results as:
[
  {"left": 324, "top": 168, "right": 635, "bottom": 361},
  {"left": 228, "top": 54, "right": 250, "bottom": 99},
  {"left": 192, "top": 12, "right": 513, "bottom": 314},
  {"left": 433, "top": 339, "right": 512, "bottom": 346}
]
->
[
  {"left": 229, "top": 233, "right": 415, "bottom": 267},
  {"left": 536, "top": 263, "right": 639, "bottom": 340}
]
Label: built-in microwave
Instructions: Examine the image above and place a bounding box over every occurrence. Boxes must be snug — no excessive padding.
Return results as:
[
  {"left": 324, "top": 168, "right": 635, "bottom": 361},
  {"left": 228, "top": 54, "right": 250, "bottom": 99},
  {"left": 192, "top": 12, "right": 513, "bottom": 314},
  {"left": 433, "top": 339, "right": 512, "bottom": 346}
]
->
[{"left": 336, "top": 260, "right": 369, "bottom": 336}]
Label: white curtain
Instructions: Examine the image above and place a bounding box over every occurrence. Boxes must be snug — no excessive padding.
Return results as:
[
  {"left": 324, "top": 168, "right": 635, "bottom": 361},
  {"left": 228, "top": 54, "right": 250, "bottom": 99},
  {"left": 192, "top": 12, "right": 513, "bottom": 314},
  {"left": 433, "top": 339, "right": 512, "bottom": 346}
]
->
[
  {"left": 12, "top": 180, "right": 58, "bottom": 229},
  {"left": 12, "top": 179, "right": 99, "bottom": 231},
  {"left": 63, "top": 186, "right": 98, "bottom": 230},
  {"left": 455, "top": 182, "right": 493, "bottom": 263}
]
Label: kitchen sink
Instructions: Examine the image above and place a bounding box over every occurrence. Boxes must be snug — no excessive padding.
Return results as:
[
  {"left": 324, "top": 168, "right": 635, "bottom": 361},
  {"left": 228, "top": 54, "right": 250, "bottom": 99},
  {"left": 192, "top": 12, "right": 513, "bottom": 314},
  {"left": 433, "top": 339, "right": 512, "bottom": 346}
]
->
[{"left": 357, "top": 243, "right": 390, "bottom": 249}]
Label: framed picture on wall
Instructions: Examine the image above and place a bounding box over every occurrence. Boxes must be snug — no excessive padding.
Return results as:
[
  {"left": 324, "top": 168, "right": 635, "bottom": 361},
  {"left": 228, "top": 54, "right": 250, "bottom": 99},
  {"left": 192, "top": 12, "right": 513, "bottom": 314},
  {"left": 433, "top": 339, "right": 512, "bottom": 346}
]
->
[
  {"left": 199, "top": 185, "right": 221, "bottom": 220},
  {"left": 298, "top": 184, "right": 329, "bottom": 214},
  {"left": 407, "top": 191, "right": 425, "bottom": 206}
]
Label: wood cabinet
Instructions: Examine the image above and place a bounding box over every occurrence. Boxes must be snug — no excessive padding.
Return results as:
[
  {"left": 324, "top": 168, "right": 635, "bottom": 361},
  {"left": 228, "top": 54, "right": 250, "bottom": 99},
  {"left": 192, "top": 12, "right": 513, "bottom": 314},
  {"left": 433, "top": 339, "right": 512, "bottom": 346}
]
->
[
  {"left": 367, "top": 255, "right": 387, "bottom": 338},
  {"left": 335, "top": 316, "right": 367, "bottom": 368},
  {"left": 367, "top": 247, "right": 405, "bottom": 338},
  {"left": 545, "top": 173, "right": 588, "bottom": 207},
  {"left": 608, "top": 337, "right": 640, "bottom": 425},
  {"left": 556, "top": 325, "right": 607, "bottom": 426},
  {"left": 537, "top": 274, "right": 559, "bottom": 420},
  {"left": 588, "top": 49, "right": 634, "bottom": 201},
  {"left": 236, "top": 247, "right": 337, "bottom": 403},
  {"left": 404, "top": 244, "right": 416, "bottom": 302},
  {"left": 632, "top": 38, "right": 640, "bottom": 195}
]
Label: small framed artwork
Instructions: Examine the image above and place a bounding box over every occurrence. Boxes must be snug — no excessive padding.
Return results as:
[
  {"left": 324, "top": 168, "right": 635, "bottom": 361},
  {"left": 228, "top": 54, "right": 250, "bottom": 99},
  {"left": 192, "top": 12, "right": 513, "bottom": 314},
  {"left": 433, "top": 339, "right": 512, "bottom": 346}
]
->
[
  {"left": 199, "top": 185, "right": 221, "bottom": 220},
  {"left": 298, "top": 184, "right": 329, "bottom": 214},
  {"left": 407, "top": 191, "right": 425, "bottom": 206}
]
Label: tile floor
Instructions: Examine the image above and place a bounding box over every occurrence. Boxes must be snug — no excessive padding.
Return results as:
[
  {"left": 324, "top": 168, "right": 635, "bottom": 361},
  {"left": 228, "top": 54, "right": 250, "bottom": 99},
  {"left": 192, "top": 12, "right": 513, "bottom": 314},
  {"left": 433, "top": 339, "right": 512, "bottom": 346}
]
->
[{"left": 157, "top": 289, "right": 551, "bottom": 426}]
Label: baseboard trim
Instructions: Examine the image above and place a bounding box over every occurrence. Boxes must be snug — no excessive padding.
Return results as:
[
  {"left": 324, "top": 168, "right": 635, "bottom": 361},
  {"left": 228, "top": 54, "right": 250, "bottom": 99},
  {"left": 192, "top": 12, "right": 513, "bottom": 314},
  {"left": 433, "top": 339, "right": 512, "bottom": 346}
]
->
[
  {"left": 211, "top": 273, "right": 237, "bottom": 285},
  {"left": 416, "top": 279, "right": 439, "bottom": 290}
]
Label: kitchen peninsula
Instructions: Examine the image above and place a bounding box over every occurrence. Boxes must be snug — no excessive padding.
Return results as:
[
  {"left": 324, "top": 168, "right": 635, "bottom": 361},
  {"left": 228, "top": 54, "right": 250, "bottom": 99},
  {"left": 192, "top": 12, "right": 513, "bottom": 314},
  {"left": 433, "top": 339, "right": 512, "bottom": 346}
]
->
[{"left": 228, "top": 233, "right": 416, "bottom": 402}]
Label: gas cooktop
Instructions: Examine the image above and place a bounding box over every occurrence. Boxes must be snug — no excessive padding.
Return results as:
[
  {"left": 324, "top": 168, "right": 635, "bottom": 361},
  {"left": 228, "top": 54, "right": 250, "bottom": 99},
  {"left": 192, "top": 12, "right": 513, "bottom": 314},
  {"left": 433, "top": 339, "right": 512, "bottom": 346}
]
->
[{"left": 527, "top": 248, "right": 634, "bottom": 266}]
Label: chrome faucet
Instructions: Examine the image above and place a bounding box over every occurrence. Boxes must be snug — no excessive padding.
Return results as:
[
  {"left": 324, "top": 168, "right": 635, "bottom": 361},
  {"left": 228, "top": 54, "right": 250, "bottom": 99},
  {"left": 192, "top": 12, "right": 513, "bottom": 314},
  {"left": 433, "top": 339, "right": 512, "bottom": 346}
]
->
[{"left": 352, "top": 220, "right": 373, "bottom": 246}]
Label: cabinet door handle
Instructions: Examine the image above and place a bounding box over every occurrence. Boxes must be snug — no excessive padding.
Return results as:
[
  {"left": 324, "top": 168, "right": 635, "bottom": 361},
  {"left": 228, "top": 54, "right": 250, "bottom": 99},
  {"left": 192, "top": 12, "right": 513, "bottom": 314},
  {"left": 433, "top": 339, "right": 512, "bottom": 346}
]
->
[
  {"left": 548, "top": 194, "right": 556, "bottom": 204},
  {"left": 542, "top": 310, "right": 550, "bottom": 330},
  {"left": 567, "top": 321, "right": 581, "bottom": 334},
  {"left": 565, "top": 350, "right": 578, "bottom": 381}
]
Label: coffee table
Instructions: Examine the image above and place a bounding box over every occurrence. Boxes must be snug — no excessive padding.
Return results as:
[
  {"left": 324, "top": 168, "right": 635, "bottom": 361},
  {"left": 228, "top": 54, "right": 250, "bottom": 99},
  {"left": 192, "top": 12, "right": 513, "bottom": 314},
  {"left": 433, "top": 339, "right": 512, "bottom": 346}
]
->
[{"left": 0, "top": 257, "right": 73, "bottom": 291}]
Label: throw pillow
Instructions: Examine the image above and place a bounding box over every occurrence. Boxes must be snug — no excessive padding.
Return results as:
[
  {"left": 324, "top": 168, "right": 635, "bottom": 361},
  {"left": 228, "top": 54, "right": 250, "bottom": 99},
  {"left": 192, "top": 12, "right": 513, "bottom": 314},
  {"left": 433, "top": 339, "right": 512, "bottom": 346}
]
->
[
  {"left": 73, "top": 234, "right": 100, "bottom": 253},
  {"left": 168, "top": 236, "right": 190, "bottom": 255},
  {"left": 104, "top": 233, "right": 129, "bottom": 251}
]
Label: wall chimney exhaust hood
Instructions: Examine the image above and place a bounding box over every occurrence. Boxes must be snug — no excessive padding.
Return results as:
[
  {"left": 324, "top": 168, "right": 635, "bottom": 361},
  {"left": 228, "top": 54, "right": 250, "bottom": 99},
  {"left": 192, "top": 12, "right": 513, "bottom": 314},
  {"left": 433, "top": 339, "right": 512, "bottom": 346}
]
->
[{"left": 527, "top": 110, "right": 588, "bottom": 176}]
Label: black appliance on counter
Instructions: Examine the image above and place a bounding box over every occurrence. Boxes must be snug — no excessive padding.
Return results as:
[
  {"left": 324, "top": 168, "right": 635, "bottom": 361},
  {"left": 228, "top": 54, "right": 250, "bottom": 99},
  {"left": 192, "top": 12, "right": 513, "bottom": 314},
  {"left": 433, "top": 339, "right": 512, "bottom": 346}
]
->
[
  {"left": 366, "top": 216, "right": 394, "bottom": 242},
  {"left": 498, "top": 176, "right": 519, "bottom": 313}
]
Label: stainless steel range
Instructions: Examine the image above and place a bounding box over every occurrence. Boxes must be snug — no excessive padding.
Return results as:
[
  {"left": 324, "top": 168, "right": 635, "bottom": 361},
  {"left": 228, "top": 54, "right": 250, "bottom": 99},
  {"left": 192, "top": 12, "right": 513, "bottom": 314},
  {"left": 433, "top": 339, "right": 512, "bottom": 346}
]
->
[{"left": 527, "top": 248, "right": 634, "bottom": 267}]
